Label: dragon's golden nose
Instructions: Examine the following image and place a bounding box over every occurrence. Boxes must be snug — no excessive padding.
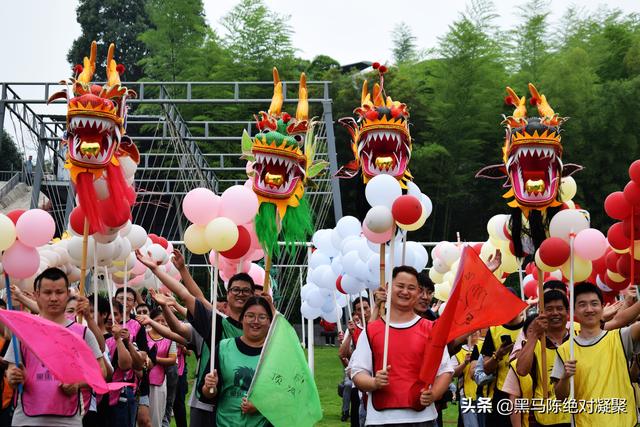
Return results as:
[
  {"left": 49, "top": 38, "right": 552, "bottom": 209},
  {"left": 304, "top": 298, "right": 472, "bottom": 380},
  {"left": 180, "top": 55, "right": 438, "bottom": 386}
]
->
[
  {"left": 80, "top": 141, "right": 101, "bottom": 156},
  {"left": 375, "top": 156, "right": 394, "bottom": 170},
  {"left": 265, "top": 172, "right": 284, "bottom": 187},
  {"left": 525, "top": 179, "right": 545, "bottom": 194}
]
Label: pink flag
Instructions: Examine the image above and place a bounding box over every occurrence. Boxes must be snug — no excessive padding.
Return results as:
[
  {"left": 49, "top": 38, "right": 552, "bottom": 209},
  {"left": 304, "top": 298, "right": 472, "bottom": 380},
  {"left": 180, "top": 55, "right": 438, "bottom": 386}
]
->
[{"left": 0, "top": 310, "right": 129, "bottom": 394}]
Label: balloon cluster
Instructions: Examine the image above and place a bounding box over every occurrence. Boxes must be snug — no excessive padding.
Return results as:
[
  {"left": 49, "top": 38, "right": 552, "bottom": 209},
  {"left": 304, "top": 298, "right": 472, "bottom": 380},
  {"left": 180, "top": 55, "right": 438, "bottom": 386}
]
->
[
  {"left": 362, "top": 175, "right": 432, "bottom": 243},
  {"left": 182, "top": 186, "right": 265, "bottom": 286},
  {"left": 300, "top": 216, "right": 429, "bottom": 321},
  {"left": 521, "top": 262, "right": 564, "bottom": 298},
  {"left": 0, "top": 209, "right": 56, "bottom": 280},
  {"left": 600, "top": 160, "right": 640, "bottom": 292}
]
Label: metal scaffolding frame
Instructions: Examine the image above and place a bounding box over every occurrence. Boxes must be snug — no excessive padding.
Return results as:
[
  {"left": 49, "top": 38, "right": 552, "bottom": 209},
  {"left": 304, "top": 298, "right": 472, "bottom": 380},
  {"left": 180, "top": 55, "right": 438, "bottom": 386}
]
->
[{"left": 0, "top": 80, "right": 344, "bottom": 319}]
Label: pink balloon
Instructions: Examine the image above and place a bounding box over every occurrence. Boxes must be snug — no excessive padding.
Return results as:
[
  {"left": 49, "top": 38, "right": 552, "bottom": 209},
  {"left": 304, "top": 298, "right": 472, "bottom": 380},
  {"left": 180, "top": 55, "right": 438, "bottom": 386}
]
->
[
  {"left": 3, "top": 241, "right": 39, "bottom": 279},
  {"left": 240, "top": 260, "right": 252, "bottom": 273},
  {"left": 243, "top": 222, "right": 262, "bottom": 250},
  {"left": 574, "top": 228, "right": 608, "bottom": 261},
  {"left": 362, "top": 224, "right": 392, "bottom": 244},
  {"left": 220, "top": 269, "right": 231, "bottom": 283},
  {"left": 182, "top": 188, "right": 221, "bottom": 225},
  {"left": 129, "top": 275, "right": 143, "bottom": 286},
  {"left": 248, "top": 263, "right": 265, "bottom": 286},
  {"left": 132, "top": 260, "right": 147, "bottom": 275},
  {"left": 220, "top": 185, "right": 259, "bottom": 225},
  {"left": 247, "top": 248, "right": 264, "bottom": 262},
  {"left": 16, "top": 209, "right": 55, "bottom": 248},
  {"left": 244, "top": 179, "right": 252, "bottom": 189}
]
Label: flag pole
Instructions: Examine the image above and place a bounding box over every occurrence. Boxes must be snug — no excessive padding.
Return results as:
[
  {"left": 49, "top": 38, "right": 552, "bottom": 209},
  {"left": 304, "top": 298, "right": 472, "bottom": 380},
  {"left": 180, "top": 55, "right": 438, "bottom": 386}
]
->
[
  {"left": 631, "top": 209, "right": 637, "bottom": 299},
  {"left": 359, "top": 295, "right": 367, "bottom": 334},
  {"left": 383, "top": 226, "right": 396, "bottom": 368},
  {"left": 104, "top": 266, "right": 114, "bottom": 322},
  {"left": 209, "top": 254, "right": 219, "bottom": 393},
  {"left": 536, "top": 266, "right": 548, "bottom": 399},
  {"left": 568, "top": 232, "right": 576, "bottom": 401},
  {"left": 79, "top": 219, "right": 90, "bottom": 297}
]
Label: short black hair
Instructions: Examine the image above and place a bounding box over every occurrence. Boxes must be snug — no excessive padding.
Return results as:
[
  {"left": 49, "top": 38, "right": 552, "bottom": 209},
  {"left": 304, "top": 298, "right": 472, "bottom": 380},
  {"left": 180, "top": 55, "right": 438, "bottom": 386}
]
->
[
  {"left": 228, "top": 273, "right": 255, "bottom": 291},
  {"left": 418, "top": 271, "right": 435, "bottom": 293},
  {"left": 34, "top": 268, "right": 69, "bottom": 291},
  {"left": 392, "top": 265, "right": 419, "bottom": 282},
  {"left": 149, "top": 307, "right": 163, "bottom": 320},
  {"left": 544, "top": 289, "right": 569, "bottom": 310},
  {"left": 136, "top": 303, "right": 150, "bottom": 311},
  {"left": 543, "top": 280, "right": 567, "bottom": 293},
  {"left": 352, "top": 297, "right": 370, "bottom": 313},
  {"left": 113, "top": 302, "right": 124, "bottom": 314},
  {"left": 523, "top": 313, "right": 539, "bottom": 334},
  {"left": 239, "top": 296, "right": 273, "bottom": 323},
  {"left": 114, "top": 287, "right": 137, "bottom": 299},
  {"left": 574, "top": 282, "right": 603, "bottom": 305}
]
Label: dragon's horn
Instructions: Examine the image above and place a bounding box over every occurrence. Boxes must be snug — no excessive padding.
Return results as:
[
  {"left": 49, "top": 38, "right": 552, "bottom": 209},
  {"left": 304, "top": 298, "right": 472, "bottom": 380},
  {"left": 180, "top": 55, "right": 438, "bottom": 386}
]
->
[
  {"left": 77, "top": 40, "right": 97, "bottom": 85},
  {"left": 506, "top": 86, "right": 527, "bottom": 120},
  {"left": 528, "top": 83, "right": 555, "bottom": 118},
  {"left": 105, "top": 43, "right": 121, "bottom": 88},
  {"left": 372, "top": 83, "right": 384, "bottom": 107},
  {"left": 268, "top": 67, "right": 283, "bottom": 117},
  {"left": 361, "top": 80, "right": 369, "bottom": 107},
  {"left": 505, "top": 87, "right": 520, "bottom": 107},
  {"left": 296, "top": 72, "right": 308, "bottom": 121}
]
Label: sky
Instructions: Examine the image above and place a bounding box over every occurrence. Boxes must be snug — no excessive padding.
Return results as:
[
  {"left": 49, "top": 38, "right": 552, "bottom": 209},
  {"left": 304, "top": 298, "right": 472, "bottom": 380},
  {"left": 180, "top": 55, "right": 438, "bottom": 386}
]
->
[{"left": 2, "top": 0, "right": 640, "bottom": 84}]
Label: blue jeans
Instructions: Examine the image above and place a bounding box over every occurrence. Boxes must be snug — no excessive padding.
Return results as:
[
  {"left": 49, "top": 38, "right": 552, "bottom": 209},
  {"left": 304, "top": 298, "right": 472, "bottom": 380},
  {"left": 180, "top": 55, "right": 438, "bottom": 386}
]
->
[{"left": 108, "top": 386, "right": 137, "bottom": 427}]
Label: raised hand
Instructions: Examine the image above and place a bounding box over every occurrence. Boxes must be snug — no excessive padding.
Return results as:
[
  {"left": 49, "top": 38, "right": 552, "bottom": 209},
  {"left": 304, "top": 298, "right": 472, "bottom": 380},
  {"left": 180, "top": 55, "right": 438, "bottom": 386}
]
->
[
  {"left": 171, "top": 249, "right": 186, "bottom": 271},
  {"left": 486, "top": 249, "right": 502, "bottom": 273},
  {"left": 136, "top": 250, "right": 160, "bottom": 271}
]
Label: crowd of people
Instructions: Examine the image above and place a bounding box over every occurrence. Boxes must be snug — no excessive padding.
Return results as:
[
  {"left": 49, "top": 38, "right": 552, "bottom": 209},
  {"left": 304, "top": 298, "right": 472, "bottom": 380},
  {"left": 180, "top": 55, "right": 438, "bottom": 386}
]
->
[
  {"left": 334, "top": 258, "right": 640, "bottom": 427},
  {"left": 0, "top": 249, "right": 278, "bottom": 427},
  {"left": 1, "top": 246, "right": 640, "bottom": 427}
]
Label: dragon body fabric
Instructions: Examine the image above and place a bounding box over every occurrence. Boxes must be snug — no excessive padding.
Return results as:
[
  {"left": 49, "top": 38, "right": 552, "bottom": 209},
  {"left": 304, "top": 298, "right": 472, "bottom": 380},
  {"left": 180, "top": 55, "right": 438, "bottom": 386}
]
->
[
  {"left": 242, "top": 69, "right": 328, "bottom": 257},
  {"left": 336, "top": 64, "right": 413, "bottom": 188},
  {"left": 49, "top": 41, "right": 139, "bottom": 233},
  {"left": 476, "top": 83, "right": 582, "bottom": 257}
]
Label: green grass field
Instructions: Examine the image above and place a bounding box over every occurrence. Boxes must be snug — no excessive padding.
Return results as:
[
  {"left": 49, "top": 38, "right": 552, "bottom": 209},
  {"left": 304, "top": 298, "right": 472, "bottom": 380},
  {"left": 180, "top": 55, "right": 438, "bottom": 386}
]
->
[{"left": 175, "top": 345, "right": 459, "bottom": 426}]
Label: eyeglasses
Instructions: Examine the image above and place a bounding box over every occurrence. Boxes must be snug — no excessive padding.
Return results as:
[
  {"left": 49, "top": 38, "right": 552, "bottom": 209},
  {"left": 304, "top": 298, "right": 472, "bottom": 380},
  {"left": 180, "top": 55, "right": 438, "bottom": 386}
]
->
[
  {"left": 244, "top": 313, "right": 269, "bottom": 323},
  {"left": 117, "top": 296, "right": 135, "bottom": 303},
  {"left": 229, "top": 287, "right": 253, "bottom": 296}
]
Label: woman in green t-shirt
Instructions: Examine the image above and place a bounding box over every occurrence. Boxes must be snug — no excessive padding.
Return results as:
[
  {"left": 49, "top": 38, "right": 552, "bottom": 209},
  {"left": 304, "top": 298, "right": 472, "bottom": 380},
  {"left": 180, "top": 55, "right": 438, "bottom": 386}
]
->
[{"left": 202, "top": 296, "right": 273, "bottom": 427}]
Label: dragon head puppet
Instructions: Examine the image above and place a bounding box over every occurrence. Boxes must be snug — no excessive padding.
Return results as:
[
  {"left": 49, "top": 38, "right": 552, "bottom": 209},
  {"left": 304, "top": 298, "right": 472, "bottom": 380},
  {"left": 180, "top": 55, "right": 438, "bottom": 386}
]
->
[
  {"left": 49, "top": 41, "right": 139, "bottom": 233},
  {"left": 476, "top": 83, "right": 582, "bottom": 256},
  {"left": 336, "top": 63, "right": 412, "bottom": 188},
  {"left": 241, "top": 68, "right": 328, "bottom": 257}
]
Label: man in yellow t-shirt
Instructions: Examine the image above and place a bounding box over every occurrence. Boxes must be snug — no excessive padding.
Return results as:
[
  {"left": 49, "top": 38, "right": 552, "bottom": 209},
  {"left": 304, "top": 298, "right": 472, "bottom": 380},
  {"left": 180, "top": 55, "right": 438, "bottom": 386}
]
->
[{"left": 552, "top": 283, "right": 640, "bottom": 427}]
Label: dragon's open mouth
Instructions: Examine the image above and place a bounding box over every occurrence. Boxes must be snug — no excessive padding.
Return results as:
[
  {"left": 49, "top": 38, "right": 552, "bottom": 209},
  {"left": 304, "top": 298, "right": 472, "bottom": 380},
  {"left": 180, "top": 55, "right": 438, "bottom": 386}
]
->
[
  {"left": 68, "top": 116, "right": 119, "bottom": 166},
  {"left": 252, "top": 151, "right": 305, "bottom": 197},
  {"left": 507, "top": 144, "right": 560, "bottom": 205},
  {"left": 359, "top": 129, "right": 410, "bottom": 178}
]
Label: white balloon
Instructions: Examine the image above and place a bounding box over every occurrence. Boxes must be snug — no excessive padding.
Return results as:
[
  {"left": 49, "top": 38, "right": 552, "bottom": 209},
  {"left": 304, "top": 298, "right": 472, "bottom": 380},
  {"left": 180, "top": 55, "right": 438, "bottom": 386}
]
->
[
  {"left": 312, "top": 265, "right": 336, "bottom": 290},
  {"left": 408, "top": 241, "right": 429, "bottom": 271},
  {"left": 336, "top": 216, "right": 362, "bottom": 238},
  {"left": 439, "top": 242, "right": 460, "bottom": 267},
  {"left": 118, "top": 221, "right": 132, "bottom": 237},
  {"left": 429, "top": 267, "right": 443, "bottom": 283},
  {"left": 432, "top": 257, "right": 449, "bottom": 274},
  {"left": 147, "top": 244, "right": 168, "bottom": 264},
  {"left": 342, "top": 251, "right": 362, "bottom": 277},
  {"left": 306, "top": 287, "right": 326, "bottom": 308},
  {"left": 312, "top": 229, "right": 339, "bottom": 257},
  {"left": 309, "top": 251, "right": 331, "bottom": 269},
  {"left": 115, "top": 238, "right": 132, "bottom": 261},
  {"left": 367, "top": 240, "right": 381, "bottom": 253},
  {"left": 68, "top": 236, "right": 95, "bottom": 262},
  {"left": 341, "top": 274, "right": 364, "bottom": 294},
  {"left": 365, "top": 174, "right": 402, "bottom": 208},
  {"left": 367, "top": 254, "right": 381, "bottom": 281},
  {"left": 353, "top": 260, "right": 370, "bottom": 281},
  {"left": 301, "top": 302, "right": 322, "bottom": 320},
  {"left": 94, "top": 178, "right": 110, "bottom": 200},
  {"left": 94, "top": 232, "right": 118, "bottom": 244},
  {"left": 341, "top": 236, "right": 361, "bottom": 256},
  {"left": 120, "top": 156, "right": 138, "bottom": 179},
  {"left": 321, "top": 306, "right": 342, "bottom": 323},
  {"left": 364, "top": 206, "right": 394, "bottom": 233},
  {"left": 549, "top": 209, "right": 590, "bottom": 241},
  {"left": 51, "top": 245, "right": 70, "bottom": 265},
  {"left": 406, "top": 181, "right": 421, "bottom": 197},
  {"left": 331, "top": 256, "right": 343, "bottom": 276},
  {"left": 95, "top": 242, "right": 115, "bottom": 266},
  {"left": 126, "top": 225, "right": 148, "bottom": 250},
  {"left": 301, "top": 283, "right": 317, "bottom": 300},
  {"left": 330, "top": 229, "right": 343, "bottom": 253},
  {"left": 356, "top": 238, "right": 374, "bottom": 263},
  {"left": 420, "top": 194, "right": 433, "bottom": 220},
  {"left": 321, "top": 297, "right": 336, "bottom": 313},
  {"left": 335, "top": 292, "right": 349, "bottom": 307}
]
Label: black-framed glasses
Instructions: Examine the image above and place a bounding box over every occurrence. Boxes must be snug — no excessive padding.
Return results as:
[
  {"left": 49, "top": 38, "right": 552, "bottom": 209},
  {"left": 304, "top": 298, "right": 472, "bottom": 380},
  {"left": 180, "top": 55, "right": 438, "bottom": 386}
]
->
[
  {"left": 229, "top": 287, "right": 253, "bottom": 296},
  {"left": 244, "top": 313, "right": 269, "bottom": 323}
]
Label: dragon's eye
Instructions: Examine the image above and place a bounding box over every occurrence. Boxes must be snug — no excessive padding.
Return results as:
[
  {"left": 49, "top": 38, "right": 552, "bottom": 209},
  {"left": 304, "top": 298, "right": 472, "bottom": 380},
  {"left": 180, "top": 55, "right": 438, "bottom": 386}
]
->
[{"left": 293, "top": 135, "right": 304, "bottom": 143}]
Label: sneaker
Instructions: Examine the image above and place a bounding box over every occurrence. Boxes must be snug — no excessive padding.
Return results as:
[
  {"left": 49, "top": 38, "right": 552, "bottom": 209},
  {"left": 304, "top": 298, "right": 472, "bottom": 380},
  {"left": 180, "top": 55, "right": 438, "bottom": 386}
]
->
[{"left": 341, "top": 411, "right": 349, "bottom": 422}]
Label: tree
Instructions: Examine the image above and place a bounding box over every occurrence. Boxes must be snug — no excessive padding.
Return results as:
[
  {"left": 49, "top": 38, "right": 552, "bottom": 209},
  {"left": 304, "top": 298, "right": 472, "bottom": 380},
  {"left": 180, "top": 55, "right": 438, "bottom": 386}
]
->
[
  {"left": 138, "top": 0, "right": 209, "bottom": 82},
  {"left": 68, "top": 0, "right": 150, "bottom": 82},
  {"left": 392, "top": 22, "right": 418, "bottom": 64},
  {"left": 507, "top": 0, "right": 551, "bottom": 84},
  {"left": 306, "top": 55, "right": 341, "bottom": 76},
  {"left": 0, "top": 131, "right": 23, "bottom": 172}
]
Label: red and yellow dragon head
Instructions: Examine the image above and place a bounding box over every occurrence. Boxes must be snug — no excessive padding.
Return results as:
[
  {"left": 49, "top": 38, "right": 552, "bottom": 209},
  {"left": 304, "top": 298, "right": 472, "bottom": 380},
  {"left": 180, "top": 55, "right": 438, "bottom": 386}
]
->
[
  {"left": 336, "top": 63, "right": 412, "bottom": 188},
  {"left": 49, "top": 41, "right": 138, "bottom": 232},
  {"left": 477, "top": 83, "right": 581, "bottom": 216}
]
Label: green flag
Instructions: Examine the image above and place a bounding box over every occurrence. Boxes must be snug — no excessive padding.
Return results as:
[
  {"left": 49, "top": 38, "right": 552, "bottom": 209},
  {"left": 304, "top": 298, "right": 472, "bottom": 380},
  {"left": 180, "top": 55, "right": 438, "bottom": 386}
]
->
[{"left": 247, "top": 313, "right": 322, "bottom": 426}]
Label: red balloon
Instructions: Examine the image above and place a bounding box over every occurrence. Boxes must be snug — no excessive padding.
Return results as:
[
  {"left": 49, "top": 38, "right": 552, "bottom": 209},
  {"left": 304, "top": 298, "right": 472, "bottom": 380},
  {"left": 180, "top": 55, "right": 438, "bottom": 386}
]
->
[
  {"left": 602, "top": 289, "right": 618, "bottom": 305},
  {"left": 99, "top": 199, "right": 131, "bottom": 228},
  {"left": 220, "top": 225, "right": 251, "bottom": 260},
  {"left": 6, "top": 209, "right": 25, "bottom": 225},
  {"left": 524, "top": 279, "right": 538, "bottom": 299},
  {"left": 604, "top": 191, "right": 632, "bottom": 220},
  {"left": 336, "top": 275, "right": 346, "bottom": 294},
  {"left": 630, "top": 160, "right": 640, "bottom": 183},
  {"left": 525, "top": 262, "right": 536, "bottom": 276},
  {"left": 539, "top": 237, "right": 571, "bottom": 267},
  {"left": 148, "top": 233, "right": 159, "bottom": 244},
  {"left": 624, "top": 181, "right": 640, "bottom": 207},
  {"left": 622, "top": 216, "right": 640, "bottom": 239},
  {"left": 592, "top": 252, "right": 608, "bottom": 275},
  {"left": 605, "top": 250, "right": 621, "bottom": 272},
  {"left": 604, "top": 272, "right": 629, "bottom": 292},
  {"left": 69, "top": 206, "right": 97, "bottom": 235},
  {"left": 391, "top": 195, "right": 423, "bottom": 225},
  {"left": 607, "top": 222, "right": 630, "bottom": 251},
  {"left": 157, "top": 237, "right": 169, "bottom": 249}
]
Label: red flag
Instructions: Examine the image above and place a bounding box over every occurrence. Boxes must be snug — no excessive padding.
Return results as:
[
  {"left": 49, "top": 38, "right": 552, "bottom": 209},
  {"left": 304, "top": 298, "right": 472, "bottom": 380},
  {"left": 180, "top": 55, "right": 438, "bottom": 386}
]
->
[
  {"left": 0, "top": 310, "right": 129, "bottom": 394},
  {"left": 419, "top": 246, "right": 527, "bottom": 385}
]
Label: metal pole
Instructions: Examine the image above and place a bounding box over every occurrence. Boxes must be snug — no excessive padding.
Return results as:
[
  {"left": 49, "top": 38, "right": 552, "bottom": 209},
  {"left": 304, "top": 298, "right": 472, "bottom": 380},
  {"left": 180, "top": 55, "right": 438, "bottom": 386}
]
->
[
  {"left": 307, "top": 316, "right": 314, "bottom": 374},
  {"left": 322, "top": 100, "right": 343, "bottom": 221},
  {"left": 299, "top": 267, "right": 306, "bottom": 347},
  {"left": 0, "top": 83, "right": 6, "bottom": 151},
  {"left": 30, "top": 123, "right": 46, "bottom": 208}
]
